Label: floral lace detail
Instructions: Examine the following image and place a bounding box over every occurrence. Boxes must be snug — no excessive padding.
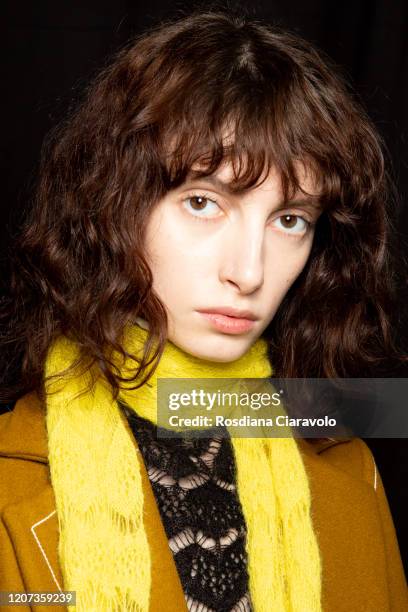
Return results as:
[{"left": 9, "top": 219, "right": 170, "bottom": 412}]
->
[{"left": 120, "top": 402, "right": 253, "bottom": 612}]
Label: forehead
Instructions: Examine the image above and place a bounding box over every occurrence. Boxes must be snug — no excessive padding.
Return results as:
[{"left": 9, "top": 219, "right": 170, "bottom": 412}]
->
[
  {"left": 188, "top": 157, "right": 322, "bottom": 198},
  {"left": 164, "top": 122, "right": 325, "bottom": 207}
]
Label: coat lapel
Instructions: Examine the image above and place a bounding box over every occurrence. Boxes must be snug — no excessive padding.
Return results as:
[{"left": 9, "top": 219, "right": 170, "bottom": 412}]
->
[{"left": 2, "top": 485, "right": 64, "bottom": 611}]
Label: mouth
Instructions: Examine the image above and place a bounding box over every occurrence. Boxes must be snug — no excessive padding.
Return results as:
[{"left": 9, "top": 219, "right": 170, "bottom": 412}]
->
[
  {"left": 196, "top": 310, "right": 256, "bottom": 334},
  {"left": 196, "top": 306, "right": 258, "bottom": 320}
]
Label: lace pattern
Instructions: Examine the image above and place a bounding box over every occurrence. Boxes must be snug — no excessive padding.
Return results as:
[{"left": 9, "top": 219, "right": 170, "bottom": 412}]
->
[{"left": 120, "top": 402, "right": 253, "bottom": 612}]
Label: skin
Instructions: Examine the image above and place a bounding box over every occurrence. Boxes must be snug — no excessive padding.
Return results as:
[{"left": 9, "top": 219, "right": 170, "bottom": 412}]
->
[{"left": 143, "top": 159, "right": 322, "bottom": 362}]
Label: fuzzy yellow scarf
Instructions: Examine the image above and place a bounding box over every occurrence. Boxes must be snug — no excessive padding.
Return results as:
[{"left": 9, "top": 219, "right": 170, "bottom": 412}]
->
[{"left": 44, "top": 323, "right": 322, "bottom": 611}]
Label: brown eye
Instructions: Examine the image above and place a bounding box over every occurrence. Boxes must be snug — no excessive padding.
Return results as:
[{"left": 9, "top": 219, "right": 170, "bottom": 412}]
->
[
  {"left": 272, "top": 214, "right": 310, "bottom": 235},
  {"left": 183, "top": 194, "right": 220, "bottom": 219},
  {"left": 280, "top": 215, "right": 298, "bottom": 228},
  {"left": 189, "top": 196, "right": 208, "bottom": 210}
]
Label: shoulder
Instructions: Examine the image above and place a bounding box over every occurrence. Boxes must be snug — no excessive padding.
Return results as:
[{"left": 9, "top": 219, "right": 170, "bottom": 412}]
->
[
  {"left": 298, "top": 436, "right": 378, "bottom": 489},
  {"left": 317, "top": 437, "right": 378, "bottom": 488},
  {"left": 0, "top": 393, "right": 60, "bottom": 594},
  {"left": 300, "top": 437, "right": 408, "bottom": 609},
  {"left": 0, "top": 393, "right": 50, "bottom": 513}
]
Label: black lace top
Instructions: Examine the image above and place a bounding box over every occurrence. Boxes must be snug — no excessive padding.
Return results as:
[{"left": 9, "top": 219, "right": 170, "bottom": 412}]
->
[{"left": 119, "top": 402, "right": 253, "bottom": 612}]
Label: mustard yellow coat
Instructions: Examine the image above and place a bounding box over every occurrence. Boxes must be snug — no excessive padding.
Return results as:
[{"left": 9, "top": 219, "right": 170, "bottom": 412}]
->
[{"left": 0, "top": 392, "right": 407, "bottom": 612}]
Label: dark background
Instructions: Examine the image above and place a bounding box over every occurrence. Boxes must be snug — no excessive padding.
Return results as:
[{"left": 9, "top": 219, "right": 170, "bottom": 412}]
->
[{"left": 2, "top": 0, "right": 408, "bottom": 574}]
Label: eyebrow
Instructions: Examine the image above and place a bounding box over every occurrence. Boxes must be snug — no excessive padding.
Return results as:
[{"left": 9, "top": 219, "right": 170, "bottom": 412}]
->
[{"left": 183, "top": 172, "right": 322, "bottom": 210}]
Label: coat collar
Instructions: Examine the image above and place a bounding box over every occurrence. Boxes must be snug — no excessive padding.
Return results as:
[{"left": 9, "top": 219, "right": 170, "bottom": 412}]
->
[
  {"left": 0, "top": 392, "right": 352, "bottom": 462},
  {"left": 0, "top": 393, "right": 48, "bottom": 462}
]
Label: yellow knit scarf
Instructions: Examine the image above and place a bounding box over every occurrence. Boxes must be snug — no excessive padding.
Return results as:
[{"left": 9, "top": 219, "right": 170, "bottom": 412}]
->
[{"left": 44, "top": 323, "right": 322, "bottom": 611}]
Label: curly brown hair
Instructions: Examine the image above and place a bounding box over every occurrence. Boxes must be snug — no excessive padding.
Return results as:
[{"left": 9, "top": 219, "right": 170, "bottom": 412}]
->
[{"left": 1, "top": 10, "right": 407, "bottom": 405}]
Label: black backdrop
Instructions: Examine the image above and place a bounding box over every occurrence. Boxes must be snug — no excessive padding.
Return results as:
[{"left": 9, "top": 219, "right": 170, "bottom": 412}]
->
[{"left": 2, "top": 0, "right": 408, "bottom": 573}]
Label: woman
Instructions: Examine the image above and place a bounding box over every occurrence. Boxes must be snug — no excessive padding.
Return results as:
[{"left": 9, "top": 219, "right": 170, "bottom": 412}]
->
[{"left": 0, "top": 10, "right": 407, "bottom": 612}]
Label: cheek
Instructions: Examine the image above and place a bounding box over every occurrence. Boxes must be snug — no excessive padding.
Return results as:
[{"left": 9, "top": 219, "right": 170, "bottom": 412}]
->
[
  {"left": 144, "top": 228, "right": 196, "bottom": 304},
  {"left": 286, "top": 255, "right": 309, "bottom": 284},
  {"left": 264, "top": 244, "right": 312, "bottom": 307},
  {"left": 279, "top": 236, "right": 314, "bottom": 278},
  {"left": 146, "top": 218, "right": 215, "bottom": 285}
]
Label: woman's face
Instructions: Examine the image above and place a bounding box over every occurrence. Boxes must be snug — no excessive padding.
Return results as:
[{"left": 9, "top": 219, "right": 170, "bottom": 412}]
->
[{"left": 144, "top": 160, "right": 322, "bottom": 362}]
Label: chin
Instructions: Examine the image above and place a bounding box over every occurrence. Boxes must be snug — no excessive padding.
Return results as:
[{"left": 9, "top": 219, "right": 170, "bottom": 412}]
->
[{"left": 171, "top": 332, "right": 253, "bottom": 363}]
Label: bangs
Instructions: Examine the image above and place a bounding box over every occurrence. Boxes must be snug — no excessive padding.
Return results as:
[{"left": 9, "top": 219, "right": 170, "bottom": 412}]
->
[{"left": 154, "top": 73, "right": 337, "bottom": 210}]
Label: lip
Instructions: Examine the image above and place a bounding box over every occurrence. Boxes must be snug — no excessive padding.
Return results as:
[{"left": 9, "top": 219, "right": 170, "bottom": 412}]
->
[
  {"left": 196, "top": 306, "right": 258, "bottom": 320},
  {"left": 196, "top": 308, "right": 257, "bottom": 334}
]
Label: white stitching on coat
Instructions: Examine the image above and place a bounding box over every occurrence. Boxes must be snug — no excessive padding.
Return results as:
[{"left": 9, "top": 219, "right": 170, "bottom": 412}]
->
[{"left": 31, "top": 510, "right": 62, "bottom": 592}]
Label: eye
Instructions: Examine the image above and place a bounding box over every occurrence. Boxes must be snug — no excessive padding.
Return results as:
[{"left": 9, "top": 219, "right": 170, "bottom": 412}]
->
[
  {"left": 272, "top": 214, "right": 312, "bottom": 236},
  {"left": 182, "top": 193, "right": 221, "bottom": 219}
]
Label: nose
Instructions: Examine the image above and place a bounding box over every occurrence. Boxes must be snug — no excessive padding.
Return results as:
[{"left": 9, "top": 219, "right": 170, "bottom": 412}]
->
[{"left": 218, "top": 220, "right": 265, "bottom": 294}]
